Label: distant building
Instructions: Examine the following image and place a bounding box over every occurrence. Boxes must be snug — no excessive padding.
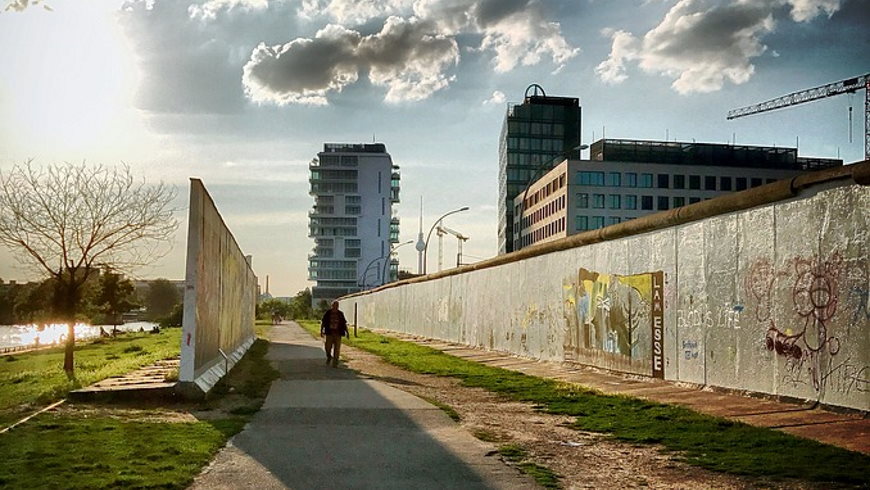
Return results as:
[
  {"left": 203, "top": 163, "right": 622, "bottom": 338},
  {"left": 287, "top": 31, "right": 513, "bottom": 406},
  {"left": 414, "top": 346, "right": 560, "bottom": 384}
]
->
[
  {"left": 513, "top": 138, "right": 842, "bottom": 250},
  {"left": 498, "top": 84, "right": 582, "bottom": 255},
  {"left": 308, "top": 143, "right": 400, "bottom": 306}
]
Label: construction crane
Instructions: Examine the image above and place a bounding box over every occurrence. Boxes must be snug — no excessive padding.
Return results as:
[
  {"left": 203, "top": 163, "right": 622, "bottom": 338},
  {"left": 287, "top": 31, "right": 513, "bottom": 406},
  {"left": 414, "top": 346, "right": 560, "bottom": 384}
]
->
[
  {"left": 727, "top": 73, "right": 870, "bottom": 160},
  {"left": 436, "top": 224, "right": 469, "bottom": 271}
]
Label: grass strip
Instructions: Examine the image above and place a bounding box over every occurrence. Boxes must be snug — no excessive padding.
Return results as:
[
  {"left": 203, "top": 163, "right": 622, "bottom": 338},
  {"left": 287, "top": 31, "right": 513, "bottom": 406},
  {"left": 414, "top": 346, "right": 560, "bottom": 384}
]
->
[
  {"left": 0, "top": 329, "right": 280, "bottom": 489},
  {"left": 299, "top": 321, "right": 870, "bottom": 486},
  {"left": 0, "top": 329, "right": 181, "bottom": 425},
  {"left": 0, "top": 414, "right": 245, "bottom": 490}
]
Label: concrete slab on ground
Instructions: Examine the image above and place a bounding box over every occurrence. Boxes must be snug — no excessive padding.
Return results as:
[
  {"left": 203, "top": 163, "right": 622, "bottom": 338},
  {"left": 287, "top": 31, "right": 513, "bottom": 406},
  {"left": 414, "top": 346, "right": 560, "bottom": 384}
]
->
[{"left": 68, "top": 358, "right": 179, "bottom": 402}]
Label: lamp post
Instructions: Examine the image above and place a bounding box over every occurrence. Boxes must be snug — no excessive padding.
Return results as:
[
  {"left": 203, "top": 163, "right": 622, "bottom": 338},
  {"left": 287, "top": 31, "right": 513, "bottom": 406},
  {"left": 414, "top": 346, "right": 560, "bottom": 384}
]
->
[
  {"left": 358, "top": 256, "right": 383, "bottom": 289},
  {"left": 515, "top": 144, "right": 588, "bottom": 250},
  {"left": 422, "top": 206, "right": 469, "bottom": 274},
  {"left": 382, "top": 239, "right": 414, "bottom": 284}
]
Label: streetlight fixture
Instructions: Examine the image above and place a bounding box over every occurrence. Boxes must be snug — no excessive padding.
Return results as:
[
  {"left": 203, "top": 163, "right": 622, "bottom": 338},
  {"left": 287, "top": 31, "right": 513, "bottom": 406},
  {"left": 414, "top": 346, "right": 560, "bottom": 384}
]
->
[
  {"left": 515, "top": 144, "right": 588, "bottom": 250},
  {"left": 382, "top": 239, "right": 414, "bottom": 284},
  {"left": 422, "top": 206, "right": 469, "bottom": 274}
]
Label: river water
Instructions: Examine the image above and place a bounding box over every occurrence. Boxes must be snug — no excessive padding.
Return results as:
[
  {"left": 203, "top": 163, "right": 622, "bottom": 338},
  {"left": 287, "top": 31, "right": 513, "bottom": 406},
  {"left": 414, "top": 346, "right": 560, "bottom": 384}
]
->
[{"left": 0, "top": 322, "right": 159, "bottom": 350}]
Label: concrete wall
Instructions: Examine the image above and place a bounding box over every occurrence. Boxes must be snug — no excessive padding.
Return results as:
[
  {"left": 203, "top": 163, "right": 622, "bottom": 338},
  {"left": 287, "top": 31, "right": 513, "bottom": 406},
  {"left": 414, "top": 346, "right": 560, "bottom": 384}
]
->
[
  {"left": 342, "top": 171, "right": 870, "bottom": 411},
  {"left": 179, "top": 179, "right": 257, "bottom": 397}
]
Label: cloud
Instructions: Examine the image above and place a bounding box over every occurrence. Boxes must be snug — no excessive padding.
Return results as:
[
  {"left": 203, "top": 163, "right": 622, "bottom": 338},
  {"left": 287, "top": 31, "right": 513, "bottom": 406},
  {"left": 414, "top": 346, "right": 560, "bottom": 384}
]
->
[
  {"left": 482, "top": 90, "right": 505, "bottom": 105},
  {"left": 595, "top": 0, "right": 841, "bottom": 94},
  {"left": 243, "top": 17, "right": 459, "bottom": 105},
  {"left": 188, "top": 0, "right": 268, "bottom": 20},
  {"left": 267, "top": 0, "right": 578, "bottom": 104}
]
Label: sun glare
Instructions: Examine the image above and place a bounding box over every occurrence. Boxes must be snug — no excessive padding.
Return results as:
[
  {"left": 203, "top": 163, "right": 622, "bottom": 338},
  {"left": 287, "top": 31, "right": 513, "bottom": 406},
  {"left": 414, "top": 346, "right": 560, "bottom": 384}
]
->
[{"left": 0, "top": 1, "right": 137, "bottom": 152}]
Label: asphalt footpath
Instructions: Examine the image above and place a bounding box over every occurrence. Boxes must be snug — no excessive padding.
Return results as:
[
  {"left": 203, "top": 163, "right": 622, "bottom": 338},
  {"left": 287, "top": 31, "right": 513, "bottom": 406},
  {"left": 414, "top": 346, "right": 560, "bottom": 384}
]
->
[{"left": 189, "top": 322, "right": 537, "bottom": 490}]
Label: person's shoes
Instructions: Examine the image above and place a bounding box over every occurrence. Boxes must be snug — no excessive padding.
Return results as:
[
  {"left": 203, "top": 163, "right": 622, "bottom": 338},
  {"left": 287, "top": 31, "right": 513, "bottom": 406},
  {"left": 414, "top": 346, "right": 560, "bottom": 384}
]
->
[{"left": 325, "top": 356, "right": 332, "bottom": 365}]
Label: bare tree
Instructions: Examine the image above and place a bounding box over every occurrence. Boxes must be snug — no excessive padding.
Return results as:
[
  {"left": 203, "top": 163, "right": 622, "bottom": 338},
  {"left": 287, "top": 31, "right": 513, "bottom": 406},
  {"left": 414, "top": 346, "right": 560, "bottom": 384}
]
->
[{"left": 0, "top": 160, "right": 178, "bottom": 374}]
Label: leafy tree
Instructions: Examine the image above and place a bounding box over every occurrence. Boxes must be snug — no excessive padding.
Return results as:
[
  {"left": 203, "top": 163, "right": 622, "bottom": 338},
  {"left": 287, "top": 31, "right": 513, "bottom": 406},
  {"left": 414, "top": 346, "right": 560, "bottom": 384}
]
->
[
  {"left": 0, "top": 161, "right": 177, "bottom": 374},
  {"left": 144, "top": 279, "right": 180, "bottom": 321},
  {"left": 259, "top": 298, "right": 291, "bottom": 324},
  {"left": 288, "top": 288, "right": 315, "bottom": 320},
  {"left": 94, "top": 271, "right": 138, "bottom": 325}
]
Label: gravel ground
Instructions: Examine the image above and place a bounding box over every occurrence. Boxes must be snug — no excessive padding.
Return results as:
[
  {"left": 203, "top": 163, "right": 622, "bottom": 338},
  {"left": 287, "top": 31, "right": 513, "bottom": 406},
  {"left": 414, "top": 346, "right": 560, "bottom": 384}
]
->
[{"left": 337, "top": 341, "right": 829, "bottom": 490}]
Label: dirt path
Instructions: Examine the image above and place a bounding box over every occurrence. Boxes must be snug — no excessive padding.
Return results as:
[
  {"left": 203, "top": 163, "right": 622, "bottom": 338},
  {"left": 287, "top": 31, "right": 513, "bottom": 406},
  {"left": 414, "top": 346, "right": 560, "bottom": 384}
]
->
[{"left": 336, "top": 340, "right": 828, "bottom": 489}]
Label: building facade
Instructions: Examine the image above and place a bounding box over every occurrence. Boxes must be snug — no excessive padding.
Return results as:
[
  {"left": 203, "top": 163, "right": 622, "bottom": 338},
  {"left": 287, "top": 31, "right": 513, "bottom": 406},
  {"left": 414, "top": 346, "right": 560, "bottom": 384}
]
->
[
  {"left": 308, "top": 143, "right": 400, "bottom": 306},
  {"left": 498, "top": 84, "right": 582, "bottom": 255},
  {"left": 514, "top": 139, "right": 842, "bottom": 250}
]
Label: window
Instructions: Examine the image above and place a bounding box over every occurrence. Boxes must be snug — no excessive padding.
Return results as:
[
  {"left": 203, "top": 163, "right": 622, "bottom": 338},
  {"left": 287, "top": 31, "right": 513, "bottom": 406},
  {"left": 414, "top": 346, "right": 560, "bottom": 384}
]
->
[
  {"left": 751, "top": 178, "right": 763, "bottom": 187},
  {"left": 640, "top": 173, "right": 653, "bottom": 188},
  {"left": 736, "top": 177, "right": 747, "bottom": 190},
  {"left": 641, "top": 195, "right": 653, "bottom": 210},
  {"left": 577, "top": 193, "right": 589, "bottom": 208},
  {"left": 720, "top": 177, "right": 732, "bottom": 191},
  {"left": 607, "top": 172, "right": 621, "bottom": 187},
  {"left": 578, "top": 171, "right": 605, "bottom": 186},
  {"left": 624, "top": 195, "right": 637, "bottom": 210},
  {"left": 345, "top": 195, "right": 360, "bottom": 204},
  {"left": 673, "top": 174, "right": 685, "bottom": 189},
  {"left": 345, "top": 206, "right": 361, "bottom": 214},
  {"left": 608, "top": 194, "right": 621, "bottom": 209},
  {"left": 766, "top": 178, "right": 777, "bottom": 184},
  {"left": 592, "top": 194, "right": 605, "bottom": 208},
  {"left": 689, "top": 197, "right": 701, "bottom": 204},
  {"left": 625, "top": 173, "right": 637, "bottom": 187},
  {"left": 657, "top": 174, "right": 670, "bottom": 189},
  {"left": 657, "top": 196, "right": 669, "bottom": 210},
  {"left": 576, "top": 216, "right": 588, "bottom": 231},
  {"left": 608, "top": 217, "right": 621, "bottom": 226},
  {"left": 689, "top": 175, "right": 701, "bottom": 190},
  {"left": 673, "top": 196, "right": 685, "bottom": 208},
  {"left": 591, "top": 216, "right": 605, "bottom": 229},
  {"left": 705, "top": 176, "right": 717, "bottom": 191}
]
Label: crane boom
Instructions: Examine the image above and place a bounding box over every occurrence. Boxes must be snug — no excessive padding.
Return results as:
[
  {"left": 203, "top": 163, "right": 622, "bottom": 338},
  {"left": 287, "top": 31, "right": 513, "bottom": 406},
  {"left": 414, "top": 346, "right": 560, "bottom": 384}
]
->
[{"left": 727, "top": 73, "right": 870, "bottom": 160}]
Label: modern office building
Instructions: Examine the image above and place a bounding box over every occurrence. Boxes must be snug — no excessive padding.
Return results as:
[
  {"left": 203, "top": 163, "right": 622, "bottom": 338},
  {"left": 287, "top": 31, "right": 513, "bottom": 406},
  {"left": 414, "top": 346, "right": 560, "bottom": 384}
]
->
[
  {"left": 308, "top": 143, "right": 400, "bottom": 306},
  {"left": 498, "top": 84, "right": 582, "bottom": 255},
  {"left": 513, "top": 138, "right": 842, "bottom": 250}
]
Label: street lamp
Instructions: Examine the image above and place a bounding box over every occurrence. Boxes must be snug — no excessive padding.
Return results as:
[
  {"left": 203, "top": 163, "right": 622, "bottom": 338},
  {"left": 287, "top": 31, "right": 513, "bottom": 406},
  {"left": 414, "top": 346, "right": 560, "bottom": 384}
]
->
[
  {"left": 515, "top": 144, "right": 588, "bottom": 250},
  {"left": 422, "top": 206, "right": 469, "bottom": 274},
  {"left": 382, "top": 239, "right": 414, "bottom": 284},
  {"left": 358, "top": 256, "right": 383, "bottom": 289}
]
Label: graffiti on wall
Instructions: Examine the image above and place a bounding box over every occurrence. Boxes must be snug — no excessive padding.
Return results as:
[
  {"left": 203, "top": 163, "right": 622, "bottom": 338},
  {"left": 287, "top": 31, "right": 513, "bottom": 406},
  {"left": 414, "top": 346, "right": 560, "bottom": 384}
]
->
[
  {"left": 562, "top": 268, "right": 663, "bottom": 374},
  {"left": 744, "top": 252, "right": 868, "bottom": 395}
]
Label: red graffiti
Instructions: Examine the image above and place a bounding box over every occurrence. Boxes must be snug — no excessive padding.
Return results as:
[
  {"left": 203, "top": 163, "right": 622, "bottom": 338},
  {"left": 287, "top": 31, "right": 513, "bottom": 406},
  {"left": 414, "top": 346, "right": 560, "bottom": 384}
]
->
[{"left": 747, "top": 253, "right": 845, "bottom": 392}]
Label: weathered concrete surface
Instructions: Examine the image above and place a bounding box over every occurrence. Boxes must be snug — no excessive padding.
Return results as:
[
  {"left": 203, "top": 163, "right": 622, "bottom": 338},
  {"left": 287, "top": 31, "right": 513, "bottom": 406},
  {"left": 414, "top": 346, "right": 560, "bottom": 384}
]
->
[
  {"left": 386, "top": 331, "right": 870, "bottom": 455},
  {"left": 68, "top": 358, "right": 178, "bottom": 402},
  {"left": 342, "top": 177, "right": 870, "bottom": 411},
  {"left": 190, "top": 323, "right": 537, "bottom": 490},
  {"left": 180, "top": 179, "right": 257, "bottom": 396}
]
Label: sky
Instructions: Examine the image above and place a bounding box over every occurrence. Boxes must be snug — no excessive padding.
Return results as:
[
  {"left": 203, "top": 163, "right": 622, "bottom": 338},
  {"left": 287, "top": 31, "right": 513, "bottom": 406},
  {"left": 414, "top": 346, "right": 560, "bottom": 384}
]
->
[{"left": 0, "top": 0, "right": 868, "bottom": 296}]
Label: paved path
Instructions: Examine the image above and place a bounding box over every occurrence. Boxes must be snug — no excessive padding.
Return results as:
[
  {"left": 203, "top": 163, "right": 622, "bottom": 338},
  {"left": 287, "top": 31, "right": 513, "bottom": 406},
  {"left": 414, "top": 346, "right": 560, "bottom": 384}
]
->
[
  {"left": 385, "top": 332, "right": 869, "bottom": 455},
  {"left": 190, "top": 322, "right": 537, "bottom": 490}
]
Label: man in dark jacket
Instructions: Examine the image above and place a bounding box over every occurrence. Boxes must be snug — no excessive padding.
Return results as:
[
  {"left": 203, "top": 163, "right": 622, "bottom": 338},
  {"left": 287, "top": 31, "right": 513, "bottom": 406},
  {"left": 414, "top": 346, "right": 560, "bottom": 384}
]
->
[{"left": 320, "top": 300, "right": 349, "bottom": 367}]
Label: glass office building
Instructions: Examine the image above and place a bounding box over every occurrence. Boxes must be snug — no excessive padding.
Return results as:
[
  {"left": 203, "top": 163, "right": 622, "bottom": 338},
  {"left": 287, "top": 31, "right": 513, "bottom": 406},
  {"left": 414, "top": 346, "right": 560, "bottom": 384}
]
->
[{"left": 498, "top": 84, "right": 581, "bottom": 254}]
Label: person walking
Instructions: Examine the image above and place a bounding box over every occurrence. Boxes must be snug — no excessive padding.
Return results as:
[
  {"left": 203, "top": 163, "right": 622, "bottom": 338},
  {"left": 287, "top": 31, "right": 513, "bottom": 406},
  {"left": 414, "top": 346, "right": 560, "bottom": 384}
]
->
[{"left": 320, "top": 301, "right": 349, "bottom": 367}]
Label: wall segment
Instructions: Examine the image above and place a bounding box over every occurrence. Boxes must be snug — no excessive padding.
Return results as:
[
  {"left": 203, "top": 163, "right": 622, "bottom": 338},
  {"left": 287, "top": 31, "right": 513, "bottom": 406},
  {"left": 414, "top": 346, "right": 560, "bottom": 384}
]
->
[
  {"left": 179, "top": 179, "right": 258, "bottom": 398},
  {"left": 343, "top": 162, "right": 870, "bottom": 411}
]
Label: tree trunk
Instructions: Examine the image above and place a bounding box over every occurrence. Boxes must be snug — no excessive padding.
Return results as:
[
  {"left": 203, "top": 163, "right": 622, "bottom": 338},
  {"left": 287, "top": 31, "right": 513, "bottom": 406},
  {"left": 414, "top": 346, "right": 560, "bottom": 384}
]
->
[{"left": 63, "top": 322, "right": 75, "bottom": 374}]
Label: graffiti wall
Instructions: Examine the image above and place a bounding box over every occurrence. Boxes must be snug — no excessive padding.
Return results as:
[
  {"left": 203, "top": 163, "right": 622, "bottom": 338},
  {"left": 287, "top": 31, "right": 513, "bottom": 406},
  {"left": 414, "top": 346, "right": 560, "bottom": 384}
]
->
[
  {"left": 179, "top": 179, "right": 257, "bottom": 397},
  {"left": 344, "top": 180, "right": 869, "bottom": 411}
]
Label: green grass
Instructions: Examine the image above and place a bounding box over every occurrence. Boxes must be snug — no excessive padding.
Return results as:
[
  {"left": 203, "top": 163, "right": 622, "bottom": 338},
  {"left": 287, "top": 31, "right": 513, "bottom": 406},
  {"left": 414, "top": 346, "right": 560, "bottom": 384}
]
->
[
  {"left": 298, "top": 321, "right": 870, "bottom": 486},
  {"left": 0, "top": 329, "right": 181, "bottom": 425},
  {"left": 0, "top": 414, "right": 246, "bottom": 489},
  {"left": 0, "top": 325, "right": 280, "bottom": 489},
  {"left": 498, "top": 444, "right": 561, "bottom": 489},
  {"left": 420, "top": 396, "right": 461, "bottom": 422}
]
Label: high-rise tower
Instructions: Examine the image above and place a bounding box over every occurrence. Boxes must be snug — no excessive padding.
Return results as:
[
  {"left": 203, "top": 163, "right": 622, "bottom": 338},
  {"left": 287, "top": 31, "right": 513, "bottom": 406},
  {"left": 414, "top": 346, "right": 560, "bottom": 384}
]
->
[
  {"left": 498, "top": 84, "right": 581, "bottom": 254},
  {"left": 308, "top": 143, "right": 400, "bottom": 306}
]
